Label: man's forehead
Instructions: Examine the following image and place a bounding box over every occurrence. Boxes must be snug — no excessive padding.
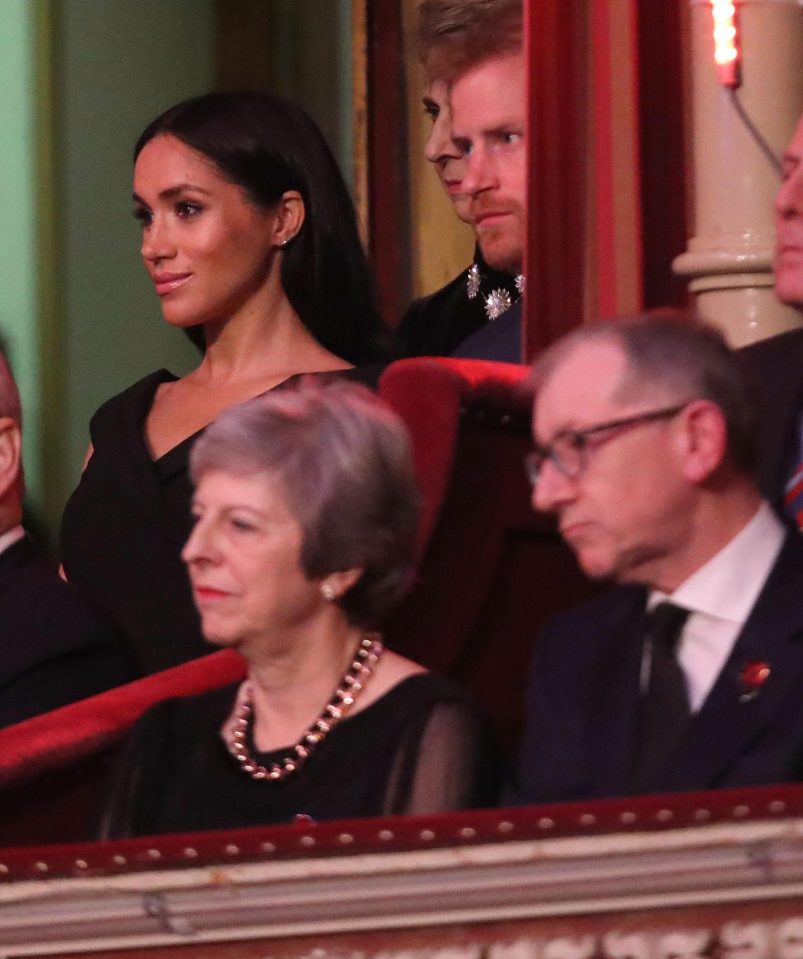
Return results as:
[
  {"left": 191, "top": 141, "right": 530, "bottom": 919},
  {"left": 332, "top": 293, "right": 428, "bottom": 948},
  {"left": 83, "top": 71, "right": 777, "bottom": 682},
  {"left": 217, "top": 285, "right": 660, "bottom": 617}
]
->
[
  {"left": 449, "top": 52, "right": 526, "bottom": 134},
  {"left": 533, "top": 341, "right": 627, "bottom": 435}
]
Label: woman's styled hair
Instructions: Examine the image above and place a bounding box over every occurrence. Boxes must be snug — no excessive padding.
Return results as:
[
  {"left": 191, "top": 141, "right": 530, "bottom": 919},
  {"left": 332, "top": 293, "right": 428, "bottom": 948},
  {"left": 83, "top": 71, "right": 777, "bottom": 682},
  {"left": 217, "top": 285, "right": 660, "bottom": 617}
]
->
[
  {"left": 189, "top": 378, "right": 421, "bottom": 627},
  {"left": 135, "top": 91, "right": 384, "bottom": 363}
]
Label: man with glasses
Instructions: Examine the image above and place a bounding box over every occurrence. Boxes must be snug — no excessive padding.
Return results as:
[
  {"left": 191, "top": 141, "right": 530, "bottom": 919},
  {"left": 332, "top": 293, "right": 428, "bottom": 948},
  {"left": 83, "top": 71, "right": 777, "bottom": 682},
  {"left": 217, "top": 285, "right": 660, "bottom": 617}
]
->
[{"left": 509, "top": 314, "right": 803, "bottom": 803}]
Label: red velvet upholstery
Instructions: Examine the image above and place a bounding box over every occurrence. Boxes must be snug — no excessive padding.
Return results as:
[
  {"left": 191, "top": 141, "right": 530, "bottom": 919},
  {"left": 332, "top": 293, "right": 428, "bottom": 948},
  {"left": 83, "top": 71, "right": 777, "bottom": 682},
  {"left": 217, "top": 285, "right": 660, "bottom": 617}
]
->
[
  {"left": 380, "top": 358, "right": 597, "bottom": 753},
  {"left": 0, "top": 357, "right": 593, "bottom": 842},
  {"left": 0, "top": 651, "right": 246, "bottom": 791},
  {"left": 378, "top": 357, "right": 532, "bottom": 557}
]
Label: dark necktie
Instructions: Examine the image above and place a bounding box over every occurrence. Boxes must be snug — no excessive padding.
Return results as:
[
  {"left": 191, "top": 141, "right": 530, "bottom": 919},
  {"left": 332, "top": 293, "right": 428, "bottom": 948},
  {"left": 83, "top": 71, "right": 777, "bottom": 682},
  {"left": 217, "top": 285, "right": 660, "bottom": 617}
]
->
[{"left": 630, "top": 602, "right": 691, "bottom": 793}]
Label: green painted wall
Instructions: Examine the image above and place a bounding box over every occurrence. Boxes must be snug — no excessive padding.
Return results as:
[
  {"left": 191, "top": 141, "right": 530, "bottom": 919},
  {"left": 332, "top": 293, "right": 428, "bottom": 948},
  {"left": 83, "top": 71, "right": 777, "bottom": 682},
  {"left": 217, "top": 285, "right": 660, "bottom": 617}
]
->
[
  {"left": 0, "top": 2, "right": 42, "bottom": 510},
  {"left": 54, "top": 0, "right": 215, "bottom": 533}
]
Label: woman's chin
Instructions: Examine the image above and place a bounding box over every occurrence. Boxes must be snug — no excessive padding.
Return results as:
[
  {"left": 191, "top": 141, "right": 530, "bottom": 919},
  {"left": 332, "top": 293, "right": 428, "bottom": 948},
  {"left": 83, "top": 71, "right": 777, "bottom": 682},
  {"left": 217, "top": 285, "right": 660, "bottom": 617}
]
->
[
  {"left": 160, "top": 310, "right": 206, "bottom": 330},
  {"left": 200, "top": 624, "right": 242, "bottom": 650}
]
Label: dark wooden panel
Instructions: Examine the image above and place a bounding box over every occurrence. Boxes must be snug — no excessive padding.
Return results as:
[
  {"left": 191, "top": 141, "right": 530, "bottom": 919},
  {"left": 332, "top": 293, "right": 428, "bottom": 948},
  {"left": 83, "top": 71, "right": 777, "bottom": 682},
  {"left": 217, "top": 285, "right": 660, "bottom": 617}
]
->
[
  {"left": 637, "top": 0, "right": 689, "bottom": 309},
  {"left": 524, "top": 0, "right": 588, "bottom": 358},
  {"left": 365, "top": 0, "right": 410, "bottom": 329}
]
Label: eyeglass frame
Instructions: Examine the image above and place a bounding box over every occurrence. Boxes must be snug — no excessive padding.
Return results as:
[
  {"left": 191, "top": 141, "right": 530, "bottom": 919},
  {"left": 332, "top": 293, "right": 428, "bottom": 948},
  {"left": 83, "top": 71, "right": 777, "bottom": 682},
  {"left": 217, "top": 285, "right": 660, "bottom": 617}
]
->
[{"left": 525, "top": 403, "right": 690, "bottom": 487}]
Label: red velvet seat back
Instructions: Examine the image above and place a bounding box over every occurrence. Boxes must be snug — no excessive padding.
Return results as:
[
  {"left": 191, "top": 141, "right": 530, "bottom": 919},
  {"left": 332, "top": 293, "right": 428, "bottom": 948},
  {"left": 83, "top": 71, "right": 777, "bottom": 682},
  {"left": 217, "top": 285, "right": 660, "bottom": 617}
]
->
[{"left": 380, "top": 359, "right": 597, "bottom": 752}]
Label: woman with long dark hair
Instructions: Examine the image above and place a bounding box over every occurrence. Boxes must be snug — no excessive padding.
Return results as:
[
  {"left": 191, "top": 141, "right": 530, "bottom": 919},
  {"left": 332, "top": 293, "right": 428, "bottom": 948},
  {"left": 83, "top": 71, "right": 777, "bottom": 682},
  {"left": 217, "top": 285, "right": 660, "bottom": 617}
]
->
[{"left": 60, "top": 92, "right": 385, "bottom": 674}]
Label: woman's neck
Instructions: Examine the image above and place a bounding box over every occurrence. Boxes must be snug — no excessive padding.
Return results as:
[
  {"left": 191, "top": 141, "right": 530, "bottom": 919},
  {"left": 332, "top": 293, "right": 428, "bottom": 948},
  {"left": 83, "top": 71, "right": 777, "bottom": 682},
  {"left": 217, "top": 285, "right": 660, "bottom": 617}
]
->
[
  {"left": 194, "top": 281, "right": 349, "bottom": 386},
  {"left": 243, "top": 617, "right": 365, "bottom": 752}
]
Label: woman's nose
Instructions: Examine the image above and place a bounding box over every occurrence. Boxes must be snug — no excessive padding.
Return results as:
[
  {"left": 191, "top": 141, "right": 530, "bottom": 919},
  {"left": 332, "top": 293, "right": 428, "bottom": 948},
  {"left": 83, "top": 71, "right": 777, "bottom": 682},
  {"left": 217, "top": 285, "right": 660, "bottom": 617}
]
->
[
  {"left": 182, "top": 519, "right": 216, "bottom": 566},
  {"left": 141, "top": 219, "right": 176, "bottom": 262},
  {"left": 424, "top": 114, "right": 462, "bottom": 164}
]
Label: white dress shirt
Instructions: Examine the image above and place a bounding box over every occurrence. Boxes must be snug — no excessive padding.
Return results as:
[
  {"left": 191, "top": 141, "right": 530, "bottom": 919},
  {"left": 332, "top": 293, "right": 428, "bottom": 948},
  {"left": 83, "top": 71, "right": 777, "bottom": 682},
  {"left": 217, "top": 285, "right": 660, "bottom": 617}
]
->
[{"left": 648, "top": 502, "right": 785, "bottom": 712}]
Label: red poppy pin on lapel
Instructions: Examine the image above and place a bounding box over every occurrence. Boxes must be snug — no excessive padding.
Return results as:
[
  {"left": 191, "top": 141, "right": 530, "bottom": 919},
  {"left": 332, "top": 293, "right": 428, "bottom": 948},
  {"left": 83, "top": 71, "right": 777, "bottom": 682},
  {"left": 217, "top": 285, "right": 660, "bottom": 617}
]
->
[{"left": 739, "top": 660, "right": 771, "bottom": 703}]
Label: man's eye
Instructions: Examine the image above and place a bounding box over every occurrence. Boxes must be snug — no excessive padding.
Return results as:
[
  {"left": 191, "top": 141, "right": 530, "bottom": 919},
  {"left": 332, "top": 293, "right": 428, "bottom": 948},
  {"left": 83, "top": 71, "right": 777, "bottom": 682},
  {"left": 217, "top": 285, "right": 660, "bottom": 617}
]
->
[{"left": 502, "top": 131, "right": 522, "bottom": 146}]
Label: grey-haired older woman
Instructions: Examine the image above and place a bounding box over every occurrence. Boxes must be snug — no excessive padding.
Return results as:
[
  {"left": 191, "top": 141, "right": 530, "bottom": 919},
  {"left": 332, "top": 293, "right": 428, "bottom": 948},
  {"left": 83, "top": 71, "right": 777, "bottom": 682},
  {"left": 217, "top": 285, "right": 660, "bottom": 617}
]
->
[{"left": 99, "top": 378, "right": 498, "bottom": 837}]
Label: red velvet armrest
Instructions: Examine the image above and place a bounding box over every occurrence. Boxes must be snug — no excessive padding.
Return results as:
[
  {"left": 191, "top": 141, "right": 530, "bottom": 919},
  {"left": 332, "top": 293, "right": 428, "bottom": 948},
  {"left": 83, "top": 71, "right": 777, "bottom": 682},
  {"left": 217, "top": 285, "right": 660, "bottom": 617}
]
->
[{"left": 0, "top": 650, "right": 246, "bottom": 790}]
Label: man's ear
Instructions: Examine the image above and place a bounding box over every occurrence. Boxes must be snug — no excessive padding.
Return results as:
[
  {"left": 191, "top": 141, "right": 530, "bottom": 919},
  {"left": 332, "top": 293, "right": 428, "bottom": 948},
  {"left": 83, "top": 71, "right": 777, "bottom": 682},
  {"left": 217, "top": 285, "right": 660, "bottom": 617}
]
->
[
  {"left": 0, "top": 417, "right": 21, "bottom": 501},
  {"left": 272, "top": 190, "right": 305, "bottom": 248},
  {"left": 676, "top": 400, "right": 728, "bottom": 483}
]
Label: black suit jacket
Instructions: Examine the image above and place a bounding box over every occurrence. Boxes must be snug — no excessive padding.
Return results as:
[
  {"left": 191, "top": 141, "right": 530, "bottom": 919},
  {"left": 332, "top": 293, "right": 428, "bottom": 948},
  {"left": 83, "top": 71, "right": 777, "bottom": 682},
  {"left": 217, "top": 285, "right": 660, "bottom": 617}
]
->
[
  {"left": 738, "top": 328, "right": 803, "bottom": 508},
  {"left": 450, "top": 299, "right": 522, "bottom": 363},
  {"left": 509, "top": 532, "right": 803, "bottom": 803},
  {"left": 397, "top": 253, "right": 521, "bottom": 361},
  {"left": 0, "top": 536, "right": 136, "bottom": 727}
]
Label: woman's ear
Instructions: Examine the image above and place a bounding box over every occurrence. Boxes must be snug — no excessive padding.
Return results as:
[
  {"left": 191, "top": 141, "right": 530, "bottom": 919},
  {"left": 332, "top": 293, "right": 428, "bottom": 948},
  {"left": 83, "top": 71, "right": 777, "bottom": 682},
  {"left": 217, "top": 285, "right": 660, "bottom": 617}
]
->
[
  {"left": 320, "top": 567, "right": 363, "bottom": 603},
  {"left": 273, "top": 190, "right": 305, "bottom": 248}
]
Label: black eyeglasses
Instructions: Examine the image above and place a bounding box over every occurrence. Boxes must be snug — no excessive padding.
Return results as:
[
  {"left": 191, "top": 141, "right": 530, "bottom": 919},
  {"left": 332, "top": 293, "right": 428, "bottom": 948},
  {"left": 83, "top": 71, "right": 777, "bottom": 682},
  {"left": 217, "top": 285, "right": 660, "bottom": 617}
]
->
[{"left": 525, "top": 404, "right": 688, "bottom": 487}]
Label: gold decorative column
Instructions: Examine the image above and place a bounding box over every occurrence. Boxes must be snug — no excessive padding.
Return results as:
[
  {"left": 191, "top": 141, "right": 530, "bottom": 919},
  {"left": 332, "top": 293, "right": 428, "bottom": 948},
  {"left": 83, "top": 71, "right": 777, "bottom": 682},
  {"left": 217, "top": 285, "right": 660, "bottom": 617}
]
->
[{"left": 673, "top": 0, "right": 803, "bottom": 346}]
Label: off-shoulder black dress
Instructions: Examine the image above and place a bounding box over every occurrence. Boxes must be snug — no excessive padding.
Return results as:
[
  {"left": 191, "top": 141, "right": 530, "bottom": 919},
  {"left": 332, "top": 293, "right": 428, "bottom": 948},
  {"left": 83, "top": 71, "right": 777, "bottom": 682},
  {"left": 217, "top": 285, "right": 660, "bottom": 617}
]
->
[
  {"left": 60, "top": 370, "right": 206, "bottom": 674},
  {"left": 98, "top": 673, "right": 500, "bottom": 837}
]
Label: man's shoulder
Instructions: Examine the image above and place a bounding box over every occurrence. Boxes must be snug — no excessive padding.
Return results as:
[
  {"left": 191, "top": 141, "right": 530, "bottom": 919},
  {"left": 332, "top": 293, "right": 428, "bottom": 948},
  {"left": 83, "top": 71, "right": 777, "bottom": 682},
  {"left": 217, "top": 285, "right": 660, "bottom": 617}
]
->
[
  {"left": 406, "top": 268, "right": 472, "bottom": 314},
  {"left": 536, "top": 585, "right": 645, "bottom": 665},
  {"left": 398, "top": 267, "right": 485, "bottom": 358},
  {"left": 759, "top": 526, "right": 803, "bottom": 595},
  {"left": 738, "top": 327, "right": 803, "bottom": 369},
  {"left": 547, "top": 584, "right": 645, "bottom": 629},
  {"left": 0, "top": 540, "right": 116, "bottom": 646},
  {"left": 450, "top": 299, "right": 522, "bottom": 362}
]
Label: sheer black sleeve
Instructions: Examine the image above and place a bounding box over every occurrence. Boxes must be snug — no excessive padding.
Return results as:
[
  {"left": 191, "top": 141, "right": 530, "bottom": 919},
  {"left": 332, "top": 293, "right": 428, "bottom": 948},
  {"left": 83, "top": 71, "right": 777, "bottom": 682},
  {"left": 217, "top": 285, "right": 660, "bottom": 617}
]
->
[{"left": 381, "top": 698, "right": 500, "bottom": 816}]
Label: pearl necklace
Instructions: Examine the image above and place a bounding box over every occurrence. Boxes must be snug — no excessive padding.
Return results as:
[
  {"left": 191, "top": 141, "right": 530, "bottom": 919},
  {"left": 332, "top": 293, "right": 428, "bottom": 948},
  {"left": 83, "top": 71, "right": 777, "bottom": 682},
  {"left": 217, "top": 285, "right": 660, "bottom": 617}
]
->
[{"left": 226, "top": 633, "right": 384, "bottom": 782}]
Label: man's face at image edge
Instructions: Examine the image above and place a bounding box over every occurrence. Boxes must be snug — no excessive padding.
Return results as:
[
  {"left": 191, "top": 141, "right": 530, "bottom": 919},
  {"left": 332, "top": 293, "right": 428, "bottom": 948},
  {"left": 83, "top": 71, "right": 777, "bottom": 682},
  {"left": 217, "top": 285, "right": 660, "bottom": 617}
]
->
[{"left": 450, "top": 51, "right": 527, "bottom": 275}]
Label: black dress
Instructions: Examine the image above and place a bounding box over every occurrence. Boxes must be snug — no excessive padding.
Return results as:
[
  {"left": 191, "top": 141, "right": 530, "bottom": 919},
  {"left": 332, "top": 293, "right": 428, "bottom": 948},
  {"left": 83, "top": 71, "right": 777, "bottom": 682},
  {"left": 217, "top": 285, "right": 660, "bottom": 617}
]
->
[
  {"left": 60, "top": 370, "right": 205, "bottom": 674},
  {"left": 98, "top": 673, "right": 500, "bottom": 838},
  {"left": 397, "top": 251, "right": 519, "bottom": 359},
  {"left": 60, "top": 367, "right": 383, "bottom": 675}
]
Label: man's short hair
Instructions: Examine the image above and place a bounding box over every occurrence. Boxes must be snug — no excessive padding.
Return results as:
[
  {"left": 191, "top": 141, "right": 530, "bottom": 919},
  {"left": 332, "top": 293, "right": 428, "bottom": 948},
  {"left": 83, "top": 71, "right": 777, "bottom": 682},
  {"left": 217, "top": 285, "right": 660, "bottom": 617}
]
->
[
  {"left": 0, "top": 349, "right": 21, "bottom": 427},
  {"left": 417, "top": 0, "right": 523, "bottom": 81},
  {"left": 533, "top": 313, "right": 760, "bottom": 480}
]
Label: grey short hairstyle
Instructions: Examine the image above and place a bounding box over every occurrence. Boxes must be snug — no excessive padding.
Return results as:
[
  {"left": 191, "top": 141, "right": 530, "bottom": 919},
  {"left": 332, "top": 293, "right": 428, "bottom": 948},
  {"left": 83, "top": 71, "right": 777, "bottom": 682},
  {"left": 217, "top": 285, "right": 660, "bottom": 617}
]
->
[
  {"left": 0, "top": 348, "right": 22, "bottom": 427},
  {"left": 532, "top": 313, "right": 759, "bottom": 479},
  {"left": 417, "top": 0, "right": 523, "bottom": 81},
  {"left": 190, "top": 378, "right": 421, "bottom": 628}
]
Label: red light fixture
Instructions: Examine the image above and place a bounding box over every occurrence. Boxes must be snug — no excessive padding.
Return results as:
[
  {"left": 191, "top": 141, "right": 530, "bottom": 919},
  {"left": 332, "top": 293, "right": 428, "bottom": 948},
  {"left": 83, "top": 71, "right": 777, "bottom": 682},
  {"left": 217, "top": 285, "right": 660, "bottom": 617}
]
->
[{"left": 712, "top": 0, "right": 740, "bottom": 88}]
